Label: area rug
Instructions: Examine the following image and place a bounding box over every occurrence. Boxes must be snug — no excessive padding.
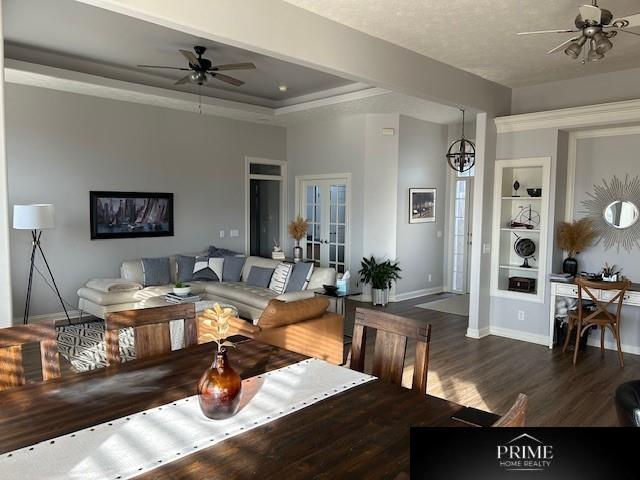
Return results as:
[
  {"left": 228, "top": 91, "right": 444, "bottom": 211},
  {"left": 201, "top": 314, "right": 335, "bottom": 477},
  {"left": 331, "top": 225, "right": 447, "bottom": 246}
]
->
[
  {"left": 415, "top": 294, "right": 470, "bottom": 317},
  {"left": 57, "top": 321, "right": 136, "bottom": 372}
]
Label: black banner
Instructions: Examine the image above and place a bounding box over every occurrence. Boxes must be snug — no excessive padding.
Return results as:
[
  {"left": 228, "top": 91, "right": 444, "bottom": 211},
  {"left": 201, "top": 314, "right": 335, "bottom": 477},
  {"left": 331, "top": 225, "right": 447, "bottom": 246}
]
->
[{"left": 411, "top": 427, "right": 638, "bottom": 479}]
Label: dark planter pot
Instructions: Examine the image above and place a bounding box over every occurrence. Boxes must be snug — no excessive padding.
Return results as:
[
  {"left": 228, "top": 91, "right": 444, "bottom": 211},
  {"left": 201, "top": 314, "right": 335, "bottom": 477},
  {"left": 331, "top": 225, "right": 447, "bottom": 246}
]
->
[
  {"left": 562, "top": 257, "right": 578, "bottom": 275},
  {"left": 198, "top": 349, "right": 242, "bottom": 420}
]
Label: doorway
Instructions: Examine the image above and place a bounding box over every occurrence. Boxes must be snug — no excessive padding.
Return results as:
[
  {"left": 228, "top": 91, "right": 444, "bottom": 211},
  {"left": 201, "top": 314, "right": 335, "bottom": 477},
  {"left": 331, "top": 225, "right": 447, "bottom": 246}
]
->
[
  {"left": 245, "top": 157, "right": 286, "bottom": 257},
  {"left": 296, "top": 174, "right": 350, "bottom": 273}
]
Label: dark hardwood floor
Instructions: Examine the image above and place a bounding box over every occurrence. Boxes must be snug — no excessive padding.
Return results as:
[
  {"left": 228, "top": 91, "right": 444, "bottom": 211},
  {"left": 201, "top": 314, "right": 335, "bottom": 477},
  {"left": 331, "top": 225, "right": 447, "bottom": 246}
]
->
[
  {"left": 344, "top": 293, "right": 637, "bottom": 427},
  {"left": 19, "top": 293, "right": 637, "bottom": 427}
]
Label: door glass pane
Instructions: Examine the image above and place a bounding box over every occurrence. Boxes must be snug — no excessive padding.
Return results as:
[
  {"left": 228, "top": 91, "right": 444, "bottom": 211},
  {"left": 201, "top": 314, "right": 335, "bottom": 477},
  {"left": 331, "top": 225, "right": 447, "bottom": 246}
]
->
[
  {"left": 456, "top": 180, "right": 466, "bottom": 198},
  {"left": 330, "top": 205, "right": 336, "bottom": 223},
  {"left": 306, "top": 186, "right": 314, "bottom": 204},
  {"left": 455, "top": 218, "right": 465, "bottom": 235},
  {"left": 306, "top": 205, "right": 313, "bottom": 222},
  {"left": 337, "top": 225, "right": 345, "bottom": 243},
  {"left": 337, "top": 185, "right": 346, "bottom": 203},
  {"left": 330, "top": 245, "right": 336, "bottom": 262},
  {"left": 455, "top": 199, "right": 465, "bottom": 217},
  {"left": 338, "top": 246, "right": 344, "bottom": 262},
  {"left": 330, "top": 185, "right": 337, "bottom": 203},
  {"left": 338, "top": 205, "right": 345, "bottom": 223}
]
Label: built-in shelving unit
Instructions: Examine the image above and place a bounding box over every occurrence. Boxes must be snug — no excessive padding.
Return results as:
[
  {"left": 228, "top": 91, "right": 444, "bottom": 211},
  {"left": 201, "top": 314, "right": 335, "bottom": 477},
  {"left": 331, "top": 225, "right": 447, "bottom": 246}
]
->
[{"left": 490, "top": 157, "right": 551, "bottom": 303}]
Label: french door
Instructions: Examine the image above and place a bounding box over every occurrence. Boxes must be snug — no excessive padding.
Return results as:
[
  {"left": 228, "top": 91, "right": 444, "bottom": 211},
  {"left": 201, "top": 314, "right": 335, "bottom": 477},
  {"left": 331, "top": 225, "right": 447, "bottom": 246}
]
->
[
  {"left": 451, "top": 177, "right": 473, "bottom": 293},
  {"left": 298, "top": 176, "right": 349, "bottom": 274}
]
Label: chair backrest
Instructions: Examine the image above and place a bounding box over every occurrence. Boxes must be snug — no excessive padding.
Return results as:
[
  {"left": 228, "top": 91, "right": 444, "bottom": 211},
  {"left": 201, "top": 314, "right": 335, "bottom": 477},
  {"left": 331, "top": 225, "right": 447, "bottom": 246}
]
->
[
  {"left": 0, "top": 320, "right": 61, "bottom": 391},
  {"left": 349, "top": 307, "right": 431, "bottom": 393},
  {"left": 105, "top": 304, "right": 197, "bottom": 365},
  {"left": 493, "top": 393, "right": 528, "bottom": 427},
  {"left": 576, "top": 278, "right": 630, "bottom": 324}
]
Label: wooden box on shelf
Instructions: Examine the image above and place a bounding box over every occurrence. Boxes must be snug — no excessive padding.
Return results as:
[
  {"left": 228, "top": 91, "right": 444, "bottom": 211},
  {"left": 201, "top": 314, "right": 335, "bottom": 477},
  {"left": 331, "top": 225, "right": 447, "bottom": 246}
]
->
[{"left": 508, "top": 276, "right": 536, "bottom": 293}]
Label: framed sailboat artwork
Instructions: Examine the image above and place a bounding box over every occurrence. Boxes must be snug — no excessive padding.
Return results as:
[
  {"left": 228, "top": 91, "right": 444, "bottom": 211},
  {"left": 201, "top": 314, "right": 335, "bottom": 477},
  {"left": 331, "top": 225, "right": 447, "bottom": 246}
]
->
[{"left": 90, "top": 191, "right": 174, "bottom": 239}]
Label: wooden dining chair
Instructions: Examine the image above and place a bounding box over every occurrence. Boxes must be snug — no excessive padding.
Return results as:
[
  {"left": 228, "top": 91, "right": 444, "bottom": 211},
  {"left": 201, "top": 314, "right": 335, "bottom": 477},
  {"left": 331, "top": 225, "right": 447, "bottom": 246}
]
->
[
  {"left": 492, "top": 393, "right": 528, "bottom": 427},
  {"left": 0, "top": 320, "right": 61, "bottom": 391},
  {"left": 105, "top": 304, "right": 197, "bottom": 365},
  {"left": 562, "top": 278, "right": 630, "bottom": 367},
  {"left": 349, "top": 307, "right": 431, "bottom": 394}
]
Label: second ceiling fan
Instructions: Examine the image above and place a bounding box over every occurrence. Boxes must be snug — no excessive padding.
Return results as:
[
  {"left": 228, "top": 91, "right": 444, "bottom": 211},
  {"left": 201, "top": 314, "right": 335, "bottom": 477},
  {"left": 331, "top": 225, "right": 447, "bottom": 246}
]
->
[
  {"left": 518, "top": 1, "right": 640, "bottom": 63},
  {"left": 138, "top": 46, "right": 256, "bottom": 86}
]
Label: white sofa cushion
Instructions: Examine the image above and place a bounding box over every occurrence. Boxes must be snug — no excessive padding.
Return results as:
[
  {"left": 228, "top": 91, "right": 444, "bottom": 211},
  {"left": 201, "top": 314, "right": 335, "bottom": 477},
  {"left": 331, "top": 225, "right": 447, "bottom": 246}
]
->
[{"left": 204, "top": 282, "right": 278, "bottom": 310}]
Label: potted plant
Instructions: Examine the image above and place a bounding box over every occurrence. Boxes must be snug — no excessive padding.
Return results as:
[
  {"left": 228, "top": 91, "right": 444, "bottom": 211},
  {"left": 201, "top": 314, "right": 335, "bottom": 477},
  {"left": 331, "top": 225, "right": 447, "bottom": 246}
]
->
[
  {"left": 288, "top": 215, "right": 308, "bottom": 263},
  {"left": 358, "top": 256, "right": 401, "bottom": 306},
  {"left": 173, "top": 281, "right": 191, "bottom": 296},
  {"left": 556, "top": 218, "right": 596, "bottom": 275}
]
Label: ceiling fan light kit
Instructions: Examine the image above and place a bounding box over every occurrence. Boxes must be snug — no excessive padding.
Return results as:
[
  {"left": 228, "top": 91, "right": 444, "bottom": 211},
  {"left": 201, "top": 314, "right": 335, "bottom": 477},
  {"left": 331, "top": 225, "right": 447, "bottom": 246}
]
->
[
  {"left": 519, "top": 1, "right": 640, "bottom": 64},
  {"left": 137, "top": 46, "right": 256, "bottom": 87}
]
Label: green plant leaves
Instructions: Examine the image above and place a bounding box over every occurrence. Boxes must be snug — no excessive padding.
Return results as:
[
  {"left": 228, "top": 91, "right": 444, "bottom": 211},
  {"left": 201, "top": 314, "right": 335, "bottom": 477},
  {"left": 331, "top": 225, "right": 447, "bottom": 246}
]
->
[{"left": 358, "top": 256, "right": 402, "bottom": 290}]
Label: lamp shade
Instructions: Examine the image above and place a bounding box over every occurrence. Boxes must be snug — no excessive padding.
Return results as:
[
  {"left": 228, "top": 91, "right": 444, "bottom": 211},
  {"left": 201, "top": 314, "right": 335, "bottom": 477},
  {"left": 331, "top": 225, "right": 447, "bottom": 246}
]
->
[{"left": 13, "top": 204, "right": 55, "bottom": 230}]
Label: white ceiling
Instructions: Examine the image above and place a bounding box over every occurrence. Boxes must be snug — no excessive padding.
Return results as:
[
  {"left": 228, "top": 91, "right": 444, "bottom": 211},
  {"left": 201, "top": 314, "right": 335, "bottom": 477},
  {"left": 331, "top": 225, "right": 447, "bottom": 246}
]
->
[
  {"left": 3, "top": 0, "right": 356, "bottom": 107},
  {"left": 285, "top": 0, "right": 640, "bottom": 88}
]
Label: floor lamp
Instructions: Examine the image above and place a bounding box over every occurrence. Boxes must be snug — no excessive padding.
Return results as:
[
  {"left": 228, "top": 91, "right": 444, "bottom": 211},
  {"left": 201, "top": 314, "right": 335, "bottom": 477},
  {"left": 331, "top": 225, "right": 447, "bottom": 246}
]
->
[{"left": 13, "top": 204, "right": 70, "bottom": 324}]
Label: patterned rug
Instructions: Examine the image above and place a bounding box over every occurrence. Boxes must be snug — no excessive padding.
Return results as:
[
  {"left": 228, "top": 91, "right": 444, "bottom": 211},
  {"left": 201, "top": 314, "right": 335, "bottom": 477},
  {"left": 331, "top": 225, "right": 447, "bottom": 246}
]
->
[{"left": 57, "top": 321, "right": 136, "bottom": 372}]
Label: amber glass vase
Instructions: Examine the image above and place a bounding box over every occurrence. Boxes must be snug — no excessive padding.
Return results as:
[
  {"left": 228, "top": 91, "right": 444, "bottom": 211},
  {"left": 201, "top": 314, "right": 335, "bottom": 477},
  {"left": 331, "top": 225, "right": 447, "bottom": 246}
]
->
[{"left": 198, "top": 349, "right": 242, "bottom": 420}]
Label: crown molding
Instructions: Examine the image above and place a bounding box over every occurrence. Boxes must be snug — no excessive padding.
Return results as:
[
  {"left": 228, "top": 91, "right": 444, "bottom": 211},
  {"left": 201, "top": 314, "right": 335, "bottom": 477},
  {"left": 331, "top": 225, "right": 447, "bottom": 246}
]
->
[
  {"left": 495, "top": 98, "right": 640, "bottom": 133},
  {"left": 4, "top": 59, "right": 385, "bottom": 126}
]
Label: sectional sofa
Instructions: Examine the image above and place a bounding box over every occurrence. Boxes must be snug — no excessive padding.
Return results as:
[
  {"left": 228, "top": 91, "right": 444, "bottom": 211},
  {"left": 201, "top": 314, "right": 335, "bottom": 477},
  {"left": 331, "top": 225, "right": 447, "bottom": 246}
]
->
[{"left": 77, "top": 255, "right": 336, "bottom": 323}]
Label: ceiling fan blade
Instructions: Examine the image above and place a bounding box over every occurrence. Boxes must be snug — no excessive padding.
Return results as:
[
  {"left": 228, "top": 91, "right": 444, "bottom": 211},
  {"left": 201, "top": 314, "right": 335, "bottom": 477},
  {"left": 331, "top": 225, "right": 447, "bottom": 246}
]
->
[
  {"left": 613, "top": 13, "right": 640, "bottom": 29},
  {"left": 210, "top": 72, "right": 244, "bottom": 86},
  {"left": 517, "top": 29, "right": 577, "bottom": 35},
  {"left": 209, "top": 62, "right": 256, "bottom": 71},
  {"left": 547, "top": 36, "right": 581, "bottom": 54},
  {"left": 579, "top": 5, "right": 602, "bottom": 23},
  {"left": 179, "top": 49, "right": 200, "bottom": 66},
  {"left": 174, "top": 75, "right": 192, "bottom": 85},
  {"left": 138, "top": 65, "right": 190, "bottom": 70}
]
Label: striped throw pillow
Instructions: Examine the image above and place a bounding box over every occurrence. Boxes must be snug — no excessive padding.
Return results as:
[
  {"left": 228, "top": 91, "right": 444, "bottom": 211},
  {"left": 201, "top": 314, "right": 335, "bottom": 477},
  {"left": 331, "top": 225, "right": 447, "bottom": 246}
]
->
[{"left": 268, "top": 263, "right": 293, "bottom": 294}]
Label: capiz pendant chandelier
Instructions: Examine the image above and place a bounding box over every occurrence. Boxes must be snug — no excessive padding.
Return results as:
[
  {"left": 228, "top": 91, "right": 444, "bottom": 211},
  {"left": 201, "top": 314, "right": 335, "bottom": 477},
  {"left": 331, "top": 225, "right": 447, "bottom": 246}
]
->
[{"left": 446, "top": 109, "right": 475, "bottom": 173}]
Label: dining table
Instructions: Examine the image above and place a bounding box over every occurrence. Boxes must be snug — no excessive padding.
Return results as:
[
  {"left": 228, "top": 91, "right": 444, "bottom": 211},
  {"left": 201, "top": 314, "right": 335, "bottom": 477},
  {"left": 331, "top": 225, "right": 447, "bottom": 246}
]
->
[{"left": 0, "top": 338, "right": 490, "bottom": 479}]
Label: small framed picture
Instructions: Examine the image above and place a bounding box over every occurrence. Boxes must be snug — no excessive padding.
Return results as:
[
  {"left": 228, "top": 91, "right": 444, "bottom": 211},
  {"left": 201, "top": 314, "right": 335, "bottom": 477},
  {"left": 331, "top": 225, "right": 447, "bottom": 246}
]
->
[{"left": 409, "top": 188, "right": 436, "bottom": 224}]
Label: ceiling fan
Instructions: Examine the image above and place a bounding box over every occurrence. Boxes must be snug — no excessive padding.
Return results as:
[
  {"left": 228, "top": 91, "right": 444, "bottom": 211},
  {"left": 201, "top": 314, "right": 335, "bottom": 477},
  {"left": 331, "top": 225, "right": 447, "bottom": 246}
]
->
[
  {"left": 518, "top": 1, "right": 640, "bottom": 63},
  {"left": 138, "top": 46, "right": 256, "bottom": 86}
]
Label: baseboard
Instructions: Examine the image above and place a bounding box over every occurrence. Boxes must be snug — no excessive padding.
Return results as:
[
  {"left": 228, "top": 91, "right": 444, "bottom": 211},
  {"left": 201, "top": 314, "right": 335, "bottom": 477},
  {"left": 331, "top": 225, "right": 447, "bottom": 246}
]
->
[
  {"left": 14, "top": 309, "right": 85, "bottom": 325},
  {"left": 355, "top": 287, "right": 444, "bottom": 304},
  {"left": 488, "top": 326, "right": 549, "bottom": 346},
  {"left": 585, "top": 336, "right": 640, "bottom": 356},
  {"left": 393, "top": 287, "right": 443, "bottom": 302},
  {"left": 466, "top": 326, "right": 490, "bottom": 339}
]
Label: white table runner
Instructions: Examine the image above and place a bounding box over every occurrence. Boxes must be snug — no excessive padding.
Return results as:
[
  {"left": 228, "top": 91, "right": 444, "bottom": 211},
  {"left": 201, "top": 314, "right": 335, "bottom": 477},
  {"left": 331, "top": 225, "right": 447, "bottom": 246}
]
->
[{"left": 1, "top": 359, "right": 374, "bottom": 480}]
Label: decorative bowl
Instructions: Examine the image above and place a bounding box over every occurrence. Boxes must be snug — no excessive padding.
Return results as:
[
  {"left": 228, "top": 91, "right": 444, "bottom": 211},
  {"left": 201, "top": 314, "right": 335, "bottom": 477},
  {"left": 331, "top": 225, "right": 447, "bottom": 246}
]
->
[
  {"left": 173, "top": 285, "right": 192, "bottom": 296},
  {"left": 323, "top": 284, "right": 338, "bottom": 294},
  {"left": 527, "top": 188, "right": 542, "bottom": 197}
]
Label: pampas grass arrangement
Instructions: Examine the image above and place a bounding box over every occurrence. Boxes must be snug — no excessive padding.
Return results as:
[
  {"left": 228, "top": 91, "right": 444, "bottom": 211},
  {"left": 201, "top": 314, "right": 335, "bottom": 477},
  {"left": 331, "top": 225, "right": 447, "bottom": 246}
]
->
[
  {"left": 556, "top": 218, "right": 597, "bottom": 257},
  {"left": 288, "top": 215, "right": 308, "bottom": 243}
]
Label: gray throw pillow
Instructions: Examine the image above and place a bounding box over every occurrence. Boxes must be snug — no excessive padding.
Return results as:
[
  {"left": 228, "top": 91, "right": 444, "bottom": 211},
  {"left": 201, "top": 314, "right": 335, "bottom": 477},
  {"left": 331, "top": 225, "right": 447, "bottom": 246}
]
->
[
  {"left": 223, "top": 256, "right": 245, "bottom": 282},
  {"left": 285, "top": 262, "right": 315, "bottom": 292},
  {"left": 175, "top": 255, "right": 195, "bottom": 283},
  {"left": 208, "top": 245, "right": 241, "bottom": 257},
  {"left": 141, "top": 257, "right": 171, "bottom": 286},
  {"left": 246, "top": 266, "right": 275, "bottom": 288}
]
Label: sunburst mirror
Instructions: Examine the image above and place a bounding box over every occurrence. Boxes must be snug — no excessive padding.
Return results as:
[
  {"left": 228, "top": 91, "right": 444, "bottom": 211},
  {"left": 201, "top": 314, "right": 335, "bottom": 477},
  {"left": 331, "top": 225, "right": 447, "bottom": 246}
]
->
[{"left": 581, "top": 174, "right": 640, "bottom": 252}]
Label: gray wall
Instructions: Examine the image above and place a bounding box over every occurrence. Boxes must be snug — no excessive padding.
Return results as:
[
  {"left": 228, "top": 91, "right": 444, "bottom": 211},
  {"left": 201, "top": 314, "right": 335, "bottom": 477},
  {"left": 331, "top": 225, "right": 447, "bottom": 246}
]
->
[
  {"left": 512, "top": 67, "right": 640, "bottom": 114},
  {"left": 395, "top": 115, "right": 447, "bottom": 295},
  {"left": 286, "top": 114, "right": 366, "bottom": 281},
  {"left": 6, "top": 84, "right": 286, "bottom": 319},
  {"left": 574, "top": 134, "right": 640, "bottom": 279}
]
